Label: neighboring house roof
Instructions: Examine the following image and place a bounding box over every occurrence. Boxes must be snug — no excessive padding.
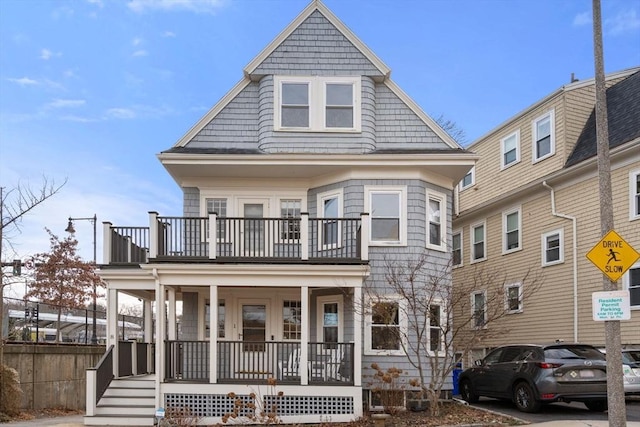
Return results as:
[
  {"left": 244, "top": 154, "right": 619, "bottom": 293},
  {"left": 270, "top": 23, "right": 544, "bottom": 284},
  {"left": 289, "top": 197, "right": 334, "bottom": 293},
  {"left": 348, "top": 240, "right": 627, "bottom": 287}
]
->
[
  {"left": 171, "top": 0, "right": 462, "bottom": 150},
  {"left": 565, "top": 71, "right": 640, "bottom": 168}
]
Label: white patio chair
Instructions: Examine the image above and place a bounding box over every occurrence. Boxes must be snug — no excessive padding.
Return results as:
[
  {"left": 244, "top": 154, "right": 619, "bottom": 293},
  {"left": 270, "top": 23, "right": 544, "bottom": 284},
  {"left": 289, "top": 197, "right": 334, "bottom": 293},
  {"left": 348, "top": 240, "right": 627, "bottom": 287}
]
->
[{"left": 278, "top": 348, "right": 300, "bottom": 379}]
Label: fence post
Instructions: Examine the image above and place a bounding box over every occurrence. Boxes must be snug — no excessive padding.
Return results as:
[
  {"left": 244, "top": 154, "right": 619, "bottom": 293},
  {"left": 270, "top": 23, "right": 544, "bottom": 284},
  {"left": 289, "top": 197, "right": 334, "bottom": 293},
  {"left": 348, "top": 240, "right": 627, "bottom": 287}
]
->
[
  {"left": 360, "top": 213, "right": 369, "bottom": 261},
  {"left": 300, "top": 213, "right": 309, "bottom": 260},
  {"left": 148, "top": 211, "right": 158, "bottom": 259},
  {"left": 102, "top": 222, "right": 112, "bottom": 264},
  {"left": 209, "top": 213, "right": 217, "bottom": 260}
]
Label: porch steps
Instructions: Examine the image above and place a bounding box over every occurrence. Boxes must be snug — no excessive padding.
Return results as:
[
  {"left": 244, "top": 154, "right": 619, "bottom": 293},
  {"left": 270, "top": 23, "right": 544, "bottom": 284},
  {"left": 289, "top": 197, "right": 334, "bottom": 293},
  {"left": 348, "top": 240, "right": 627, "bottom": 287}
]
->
[{"left": 84, "top": 376, "right": 156, "bottom": 426}]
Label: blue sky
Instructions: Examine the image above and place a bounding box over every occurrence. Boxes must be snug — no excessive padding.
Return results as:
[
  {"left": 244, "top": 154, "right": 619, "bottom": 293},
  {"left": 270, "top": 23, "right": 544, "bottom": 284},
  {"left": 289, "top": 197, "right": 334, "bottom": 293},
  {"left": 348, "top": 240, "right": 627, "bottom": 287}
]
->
[{"left": 1, "top": 0, "right": 639, "bottom": 279}]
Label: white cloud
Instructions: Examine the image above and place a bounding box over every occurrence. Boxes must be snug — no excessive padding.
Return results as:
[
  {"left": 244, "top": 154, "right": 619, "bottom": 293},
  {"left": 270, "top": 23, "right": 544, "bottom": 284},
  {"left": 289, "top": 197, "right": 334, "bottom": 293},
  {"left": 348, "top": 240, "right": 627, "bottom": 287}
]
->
[
  {"left": 105, "top": 107, "right": 136, "bottom": 119},
  {"left": 127, "top": 0, "right": 226, "bottom": 14},
  {"left": 46, "top": 99, "right": 86, "bottom": 109},
  {"left": 163, "top": 31, "right": 176, "bottom": 38},
  {"left": 8, "top": 77, "right": 39, "bottom": 86},
  {"left": 573, "top": 11, "right": 591, "bottom": 27},
  {"left": 87, "top": 0, "right": 103, "bottom": 7},
  {"left": 132, "top": 49, "right": 149, "bottom": 57},
  {"left": 606, "top": 9, "right": 640, "bottom": 36},
  {"left": 60, "top": 115, "right": 97, "bottom": 123},
  {"left": 132, "top": 37, "right": 143, "bottom": 46}
]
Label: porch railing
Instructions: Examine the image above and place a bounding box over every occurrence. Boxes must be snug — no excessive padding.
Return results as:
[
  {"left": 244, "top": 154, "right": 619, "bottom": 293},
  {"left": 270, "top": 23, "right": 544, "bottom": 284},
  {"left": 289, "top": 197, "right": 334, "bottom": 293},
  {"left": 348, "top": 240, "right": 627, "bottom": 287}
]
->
[
  {"left": 103, "top": 213, "right": 369, "bottom": 265},
  {"left": 164, "top": 340, "right": 354, "bottom": 386}
]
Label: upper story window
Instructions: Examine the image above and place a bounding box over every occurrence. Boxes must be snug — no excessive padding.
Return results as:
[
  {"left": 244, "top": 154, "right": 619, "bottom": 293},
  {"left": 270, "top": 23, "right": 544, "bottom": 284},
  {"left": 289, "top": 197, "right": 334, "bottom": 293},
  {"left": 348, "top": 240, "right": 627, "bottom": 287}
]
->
[
  {"left": 459, "top": 167, "right": 475, "bottom": 191},
  {"left": 502, "top": 207, "right": 521, "bottom": 253},
  {"left": 427, "top": 190, "right": 446, "bottom": 251},
  {"left": 542, "top": 229, "right": 564, "bottom": 266},
  {"left": 452, "top": 230, "right": 462, "bottom": 267},
  {"left": 366, "top": 186, "right": 406, "bottom": 246},
  {"left": 631, "top": 170, "right": 640, "bottom": 221},
  {"left": 532, "top": 110, "right": 555, "bottom": 162},
  {"left": 206, "top": 198, "right": 228, "bottom": 241},
  {"left": 505, "top": 283, "right": 523, "bottom": 313},
  {"left": 318, "top": 189, "right": 343, "bottom": 249},
  {"left": 280, "top": 199, "right": 301, "bottom": 241},
  {"left": 471, "top": 221, "right": 486, "bottom": 263},
  {"left": 274, "top": 76, "right": 361, "bottom": 132},
  {"left": 623, "top": 263, "right": 640, "bottom": 309},
  {"left": 501, "top": 130, "right": 520, "bottom": 169}
]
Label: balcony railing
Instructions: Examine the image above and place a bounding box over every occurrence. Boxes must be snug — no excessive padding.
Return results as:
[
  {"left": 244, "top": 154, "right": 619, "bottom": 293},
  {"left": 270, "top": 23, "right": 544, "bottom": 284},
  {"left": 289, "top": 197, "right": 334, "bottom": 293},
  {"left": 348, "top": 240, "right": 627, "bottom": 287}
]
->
[
  {"left": 103, "top": 212, "right": 369, "bottom": 265},
  {"left": 164, "top": 341, "right": 354, "bottom": 386}
]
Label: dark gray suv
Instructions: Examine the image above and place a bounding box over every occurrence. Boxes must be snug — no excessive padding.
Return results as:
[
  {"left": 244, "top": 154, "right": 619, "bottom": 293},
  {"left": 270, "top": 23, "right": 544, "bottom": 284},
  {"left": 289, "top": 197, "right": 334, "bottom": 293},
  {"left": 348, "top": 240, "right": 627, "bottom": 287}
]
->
[{"left": 458, "top": 343, "right": 608, "bottom": 413}]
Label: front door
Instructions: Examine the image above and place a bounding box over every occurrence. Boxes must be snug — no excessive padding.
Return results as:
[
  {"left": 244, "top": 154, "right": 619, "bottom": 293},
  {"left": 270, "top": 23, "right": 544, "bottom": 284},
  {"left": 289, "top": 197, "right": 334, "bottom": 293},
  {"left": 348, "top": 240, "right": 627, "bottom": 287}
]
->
[
  {"left": 237, "top": 299, "right": 273, "bottom": 379},
  {"left": 239, "top": 199, "right": 269, "bottom": 257}
]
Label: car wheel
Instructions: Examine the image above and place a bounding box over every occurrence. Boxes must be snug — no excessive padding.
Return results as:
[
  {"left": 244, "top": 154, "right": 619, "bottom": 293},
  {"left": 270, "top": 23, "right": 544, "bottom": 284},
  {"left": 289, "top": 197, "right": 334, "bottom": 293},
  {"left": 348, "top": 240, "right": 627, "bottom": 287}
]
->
[
  {"left": 584, "top": 400, "right": 607, "bottom": 412},
  {"left": 513, "top": 382, "right": 541, "bottom": 413},
  {"left": 459, "top": 379, "right": 479, "bottom": 403}
]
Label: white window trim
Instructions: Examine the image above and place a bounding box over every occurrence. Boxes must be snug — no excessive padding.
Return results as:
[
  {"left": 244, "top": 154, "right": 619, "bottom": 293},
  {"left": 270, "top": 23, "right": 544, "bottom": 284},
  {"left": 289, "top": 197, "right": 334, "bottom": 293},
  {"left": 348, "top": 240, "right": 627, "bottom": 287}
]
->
[
  {"left": 317, "top": 188, "right": 343, "bottom": 250},
  {"left": 531, "top": 109, "right": 555, "bottom": 163},
  {"left": 471, "top": 290, "right": 487, "bottom": 329},
  {"left": 470, "top": 220, "right": 487, "bottom": 263},
  {"left": 365, "top": 186, "right": 407, "bottom": 247},
  {"left": 504, "top": 282, "right": 523, "bottom": 314},
  {"left": 273, "top": 75, "right": 361, "bottom": 132},
  {"left": 428, "top": 299, "right": 447, "bottom": 357},
  {"left": 500, "top": 130, "right": 521, "bottom": 169},
  {"left": 364, "top": 295, "right": 408, "bottom": 356},
  {"left": 426, "top": 190, "right": 447, "bottom": 252},
  {"left": 452, "top": 229, "right": 463, "bottom": 268},
  {"left": 541, "top": 228, "right": 564, "bottom": 267},
  {"left": 630, "top": 169, "right": 640, "bottom": 221},
  {"left": 502, "top": 206, "right": 522, "bottom": 254},
  {"left": 623, "top": 262, "right": 640, "bottom": 310},
  {"left": 277, "top": 198, "right": 302, "bottom": 244},
  {"left": 459, "top": 166, "right": 475, "bottom": 191},
  {"left": 316, "top": 295, "right": 344, "bottom": 342}
]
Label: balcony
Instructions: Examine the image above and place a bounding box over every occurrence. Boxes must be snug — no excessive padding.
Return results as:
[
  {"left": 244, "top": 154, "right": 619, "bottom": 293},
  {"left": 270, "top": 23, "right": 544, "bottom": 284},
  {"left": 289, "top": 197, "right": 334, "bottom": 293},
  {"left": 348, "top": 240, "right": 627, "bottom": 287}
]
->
[{"left": 103, "top": 212, "right": 370, "bottom": 265}]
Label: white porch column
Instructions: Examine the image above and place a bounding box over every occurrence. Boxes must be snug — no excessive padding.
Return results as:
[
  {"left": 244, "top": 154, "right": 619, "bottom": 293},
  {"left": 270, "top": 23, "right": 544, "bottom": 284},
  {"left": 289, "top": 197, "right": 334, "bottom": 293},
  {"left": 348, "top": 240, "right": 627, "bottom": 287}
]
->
[
  {"left": 155, "top": 279, "right": 166, "bottom": 409},
  {"left": 360, "top": 213, "right": 369, "bottom": 261},
  {"left": 208, "top": 213, "right": 217, "bottom": 260},
  {"left": 209, "top": 285, "right": 218, "bottom": 383},
  {"left": 353, "top": 286, "right": 362, "bottom": 387},
  {"left": 149, "top": 211, "right": 158, "bottom": 259},
  {"left": 102, "top": 222, "right": 112, "bottom": 264},
  {"left": 144, "top": 300, "right": 153, "bottom": 343},
  {"left": 167, "top": 287, "right": 177, "bottom": 340},
  {"left": 300, "top": 285, "right": 309, "bottom": 385},
  {"left": 107, "top": 288, "right": 119, "bottom": 376},
  {"left": 300, "top": 213, "right": 309, "bottom": 261}
]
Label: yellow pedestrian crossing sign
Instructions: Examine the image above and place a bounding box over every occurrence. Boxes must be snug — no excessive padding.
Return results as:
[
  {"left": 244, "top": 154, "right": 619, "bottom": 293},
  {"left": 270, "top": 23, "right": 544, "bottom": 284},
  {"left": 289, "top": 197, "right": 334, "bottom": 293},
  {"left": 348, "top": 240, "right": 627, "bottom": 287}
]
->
[{"left": 586, "top": 230, "right": 640, "bottom": 282}]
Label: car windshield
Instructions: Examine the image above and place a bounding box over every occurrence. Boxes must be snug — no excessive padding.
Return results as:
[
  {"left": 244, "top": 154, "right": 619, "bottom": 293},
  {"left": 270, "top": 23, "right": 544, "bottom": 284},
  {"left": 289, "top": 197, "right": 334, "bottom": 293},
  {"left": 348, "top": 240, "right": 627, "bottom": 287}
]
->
[
  {"left": 623, "top": 351, "right": 640, "bottom": 366},
  {"left": 544, "top": 345, "right": 605, "bottom": 361}
]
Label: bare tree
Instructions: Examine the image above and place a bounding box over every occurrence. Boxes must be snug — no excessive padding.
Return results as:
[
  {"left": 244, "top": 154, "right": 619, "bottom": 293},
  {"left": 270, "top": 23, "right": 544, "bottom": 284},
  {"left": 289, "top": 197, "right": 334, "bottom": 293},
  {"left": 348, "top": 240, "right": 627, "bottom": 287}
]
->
[
  {"left": 0, "top": 178, "right": 65, "bottom": 415},
  {"left": 435, "top": 114, "right": 467, "bottom": 145},
  {"left": 364, "top": 252, "right": 543, "bottom": 417},
  {"left": 24, "top": 229, "right": 103, "bottom": 343}
]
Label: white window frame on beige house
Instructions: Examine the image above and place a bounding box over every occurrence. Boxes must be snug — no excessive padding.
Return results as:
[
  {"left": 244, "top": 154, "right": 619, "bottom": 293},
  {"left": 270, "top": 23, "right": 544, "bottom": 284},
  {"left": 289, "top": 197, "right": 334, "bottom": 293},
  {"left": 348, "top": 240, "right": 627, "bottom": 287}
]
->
[
  {"left": 471, "top": 290, "right": 487, "bottom": 329},
  {"left": 501, "top": 130, "right": 520, "bottom": 169},
  {"left": 426, "top": 190, "right": 447, "bottom": 251},
  {"left": 452, "top": 229, "right": 462, "bottom": 268},
  {"left": 470, "top": 220, "right": 487, "bottom": 263},
  {"left": 622, "top": 262, "right": 640, "bottom": 310},
  {"left": 631, "top": 169, "right": 640, "bottom": 221},
  {"left": 541, "top": 228, "right": 564, "bottom": 266},
  {"left": 502, "top": 206, "right": 522, "bottom": 254},
  {"left": 532, "top": 109, "right": 555, "bottom": 163},
  {"left": 504, "top": 282, "right": 523, "bottom": 314},
  {"left": 459, "top": 166, "right": 475, "bottom": 191}
]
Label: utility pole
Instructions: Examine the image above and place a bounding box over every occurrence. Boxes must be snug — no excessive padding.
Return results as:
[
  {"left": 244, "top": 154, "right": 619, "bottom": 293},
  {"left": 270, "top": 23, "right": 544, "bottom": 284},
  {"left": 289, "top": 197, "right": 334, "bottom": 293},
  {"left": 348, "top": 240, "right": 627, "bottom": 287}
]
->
[{"left": 592, "top": 1, "right": 626, "bottom": 425}]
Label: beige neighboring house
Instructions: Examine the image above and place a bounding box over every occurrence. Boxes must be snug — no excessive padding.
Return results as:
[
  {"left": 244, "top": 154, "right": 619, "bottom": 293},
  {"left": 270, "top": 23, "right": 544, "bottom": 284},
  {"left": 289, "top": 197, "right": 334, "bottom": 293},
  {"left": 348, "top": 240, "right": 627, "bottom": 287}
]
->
[{"left": 452, "top": 67, "right": 640, "bottom": 362}]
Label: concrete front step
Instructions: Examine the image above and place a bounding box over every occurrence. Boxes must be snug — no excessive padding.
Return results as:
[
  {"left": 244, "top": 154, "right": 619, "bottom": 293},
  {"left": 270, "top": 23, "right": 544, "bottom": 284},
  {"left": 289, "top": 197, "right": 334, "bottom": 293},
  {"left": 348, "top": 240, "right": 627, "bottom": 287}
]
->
[
  {"left": 110, "top": 378, "right": 155, "bottom": 388},
  {"left": 95, "top": 404, "right": 155, "bottom": 416},
  {"left": 104, "top": 386, "right": 155, "bottom": 397},
  {"left": 84, "top": 414, "right": 155, "bottom": 426},
  {"left": 100, "top": 396, "right": 155, "bottom": 406}
]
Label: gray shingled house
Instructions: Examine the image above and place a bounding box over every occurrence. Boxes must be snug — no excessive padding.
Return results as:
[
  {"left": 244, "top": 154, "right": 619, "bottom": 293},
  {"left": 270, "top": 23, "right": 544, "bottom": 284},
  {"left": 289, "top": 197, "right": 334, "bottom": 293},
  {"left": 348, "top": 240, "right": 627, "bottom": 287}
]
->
[{"left": 85, "top": 1, "right": 476, "bottom": 425}]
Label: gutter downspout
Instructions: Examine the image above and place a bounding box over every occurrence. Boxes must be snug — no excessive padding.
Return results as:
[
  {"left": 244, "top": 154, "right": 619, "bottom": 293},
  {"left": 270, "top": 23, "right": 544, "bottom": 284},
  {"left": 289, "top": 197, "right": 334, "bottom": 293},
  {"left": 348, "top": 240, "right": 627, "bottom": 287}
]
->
[{"left": 543, "top": 181, "right": 579, "bottom": 342}]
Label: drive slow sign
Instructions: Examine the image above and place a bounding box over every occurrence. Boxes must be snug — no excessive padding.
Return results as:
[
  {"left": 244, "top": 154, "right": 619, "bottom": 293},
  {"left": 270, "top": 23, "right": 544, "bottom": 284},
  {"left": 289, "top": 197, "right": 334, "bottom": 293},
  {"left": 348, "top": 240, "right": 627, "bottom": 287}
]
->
[{"left": 586, "top": 230, "right": 640, "bottom": 282}]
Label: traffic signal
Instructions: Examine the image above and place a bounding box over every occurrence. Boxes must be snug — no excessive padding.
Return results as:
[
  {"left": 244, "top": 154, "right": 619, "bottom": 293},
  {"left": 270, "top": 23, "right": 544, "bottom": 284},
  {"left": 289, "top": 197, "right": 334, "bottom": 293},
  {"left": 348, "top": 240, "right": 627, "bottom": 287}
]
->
[{"left": 12, "top": 259, "right": 21, "bottom": 276}]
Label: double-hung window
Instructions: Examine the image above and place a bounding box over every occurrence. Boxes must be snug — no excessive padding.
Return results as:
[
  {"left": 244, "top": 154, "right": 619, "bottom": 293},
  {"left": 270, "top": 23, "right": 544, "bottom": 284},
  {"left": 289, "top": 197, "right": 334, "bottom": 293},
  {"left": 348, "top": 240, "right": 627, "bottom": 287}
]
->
[
  {"left": 206, "top": 198, "right": 227, "bottom": 241},
  {"left": 631, "top": 170, "right": 640, "bottom": 220},
  {"left": 542, "top": 229, "right": 563, "bottom": 266},
  {"left": 452, "top": 230, "right": 462, "bottom": 267},
  {"left": 318, "top": 190, "right": 342, "bottom": 249},
  {"left": 275, "top": 76, "right": 361, "bottom": 132},
  {"left": 471, "top": 221, "right": 486, "bottom": 262},
  {"left": 366, "top": 297, "right": 406, "bottom": 355},
  {"left": 366, "top": 186, "right": 406, "bottom": 246},
  {"left": 471, "top": 291, "right": 487, "bottom": 328},
  {"left": 501, "top": 130, "right": 520, "bottom": 169},
  {"left": 623, "top": 263, "right": 640, "bottom": 309},
  {"left": 532, "top": 110, "right": 555, "bottom": 162},
  {"left": 459, "top": 167, "right": 475, "bottom": 190},
  {"left": 283, "top": 300, "right": 302, "bottom": 340},
  {"left": 280, "top": 199, "right": 301, "bottom": 241},
  {"left": 427, "top": 190, "right": 446, "bottom": 251},
  {"left": 429, "top": 303, "right": 444, "bottom": 353},
  {"left": 503, "top": 207, "right": 521, "bottom": 253},
  {"left": 505, "top": 283, "right": 523, "bottom": 313}
]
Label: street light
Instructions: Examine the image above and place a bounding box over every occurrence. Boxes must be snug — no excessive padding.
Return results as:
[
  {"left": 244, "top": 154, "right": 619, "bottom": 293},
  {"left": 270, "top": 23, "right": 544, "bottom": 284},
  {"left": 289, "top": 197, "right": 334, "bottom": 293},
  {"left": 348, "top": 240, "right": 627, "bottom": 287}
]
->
[{"left": 65, "top": 214, "right": 97, "bottom": 344}]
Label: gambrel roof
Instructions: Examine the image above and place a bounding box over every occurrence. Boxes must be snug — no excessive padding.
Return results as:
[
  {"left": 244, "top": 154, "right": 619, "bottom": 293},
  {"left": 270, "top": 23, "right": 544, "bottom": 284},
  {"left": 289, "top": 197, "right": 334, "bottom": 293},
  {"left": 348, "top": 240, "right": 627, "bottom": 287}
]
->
[{"left": 566, "top": 70, "right": 640, "bottom": 168}]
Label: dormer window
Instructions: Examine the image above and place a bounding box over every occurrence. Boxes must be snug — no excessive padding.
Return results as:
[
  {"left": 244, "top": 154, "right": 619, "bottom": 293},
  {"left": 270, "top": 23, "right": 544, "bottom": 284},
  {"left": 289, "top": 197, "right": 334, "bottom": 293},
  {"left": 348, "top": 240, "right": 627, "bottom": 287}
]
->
[{"left": 274, "top": 76, "right": 361, "bottom": 132}]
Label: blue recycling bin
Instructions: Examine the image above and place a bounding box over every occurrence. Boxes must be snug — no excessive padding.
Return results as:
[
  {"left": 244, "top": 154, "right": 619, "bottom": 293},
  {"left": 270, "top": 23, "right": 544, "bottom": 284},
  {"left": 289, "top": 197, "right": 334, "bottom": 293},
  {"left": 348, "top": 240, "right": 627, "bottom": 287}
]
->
[{"left": 452, "top": 363, "right": 463, "bottom": 396}]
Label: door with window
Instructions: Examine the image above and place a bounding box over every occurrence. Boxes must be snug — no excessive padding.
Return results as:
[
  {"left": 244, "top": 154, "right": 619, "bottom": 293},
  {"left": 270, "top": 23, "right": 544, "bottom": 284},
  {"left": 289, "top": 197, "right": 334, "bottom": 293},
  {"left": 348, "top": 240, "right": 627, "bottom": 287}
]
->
[
  {"left": 239, "top": 199, "right": 269, "bottom": 257},
  {"left": 237, "top": 299, "right": 273, "bottom": 379}
]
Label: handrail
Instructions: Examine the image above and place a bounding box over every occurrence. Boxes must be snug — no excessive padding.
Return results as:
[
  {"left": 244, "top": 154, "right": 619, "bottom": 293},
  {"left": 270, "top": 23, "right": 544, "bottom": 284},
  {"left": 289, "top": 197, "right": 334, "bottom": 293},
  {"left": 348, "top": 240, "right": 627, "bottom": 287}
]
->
[{"left": 90, "top": 344, "right": 114, "bottom": 404}]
